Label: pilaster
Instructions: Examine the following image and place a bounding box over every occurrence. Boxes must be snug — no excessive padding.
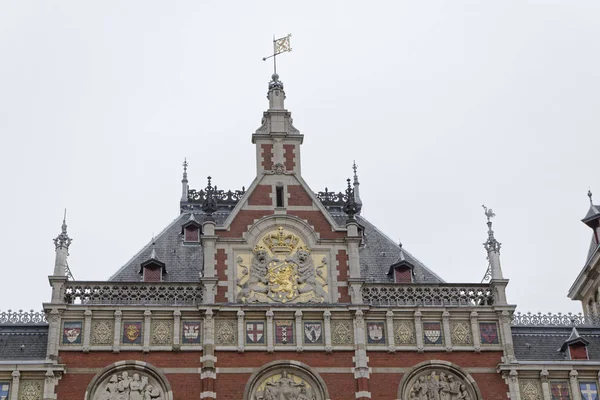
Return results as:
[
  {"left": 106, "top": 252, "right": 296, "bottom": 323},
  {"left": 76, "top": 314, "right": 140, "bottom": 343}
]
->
[
  {"left": 499, "top": 310, "right": 516, "bottom": 362},
  {"left": 200, "top": 309, "right": 216, "bottom": 400},
  {"left": 112, "top": 309, "right": 122, "bottom": 353},
  {"left": 470, "top": 311, "right": 481, "bottom": 352},
  {"left": 540, "top": 369, "right": 551, "bottom": 400},
  {"left": 143, "top": 310, "right": 151, "bottom": 353},
  {"left": 414, "top": 311, "right": 424, "bottom": 353},
  {"left": 173, "top": 310, "right": 181, "bottom": 348},
  {"left": 295, "top": 310, "right": 303, "bottom": 352},
  {"left": 570, "top": 370, "right": 582, "bottom": 400},
  {"left": 507, "top": 369, "right": 520, "bottom": 400},
  {"left": 442, "top": 311, "right": 452, "bottom": 352},
  {"left": 10, "top": 371, "right": 19, "bottom": 400},
  {"left": 266, "top": 310, "right": 274, "bottom": 353},
  {"left": 323, "top": 310, "right": 332, "bottom": 353},
  {"left": 45, "top": 308, "right": 62, "bottom": 363},
  {"left": 353, "top": 310, "right": 370, "bottom": 400},
  {"left": 386, "top": 310, "right": 395, "bottom": 353},
  {"left": 237, "top": 310, "right": 245, "bottom": 353},
  {"left": 82, "top": 309, "right": 92, "bottom": 353},
  {"left": 43, "top": 370, "right": 57, "bottom": 400}
]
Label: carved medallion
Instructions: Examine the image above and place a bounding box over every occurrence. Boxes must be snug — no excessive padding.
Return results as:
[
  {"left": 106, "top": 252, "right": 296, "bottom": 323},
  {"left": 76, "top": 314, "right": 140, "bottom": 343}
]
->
[
  {"left": 237, "top": 227, "right": 328, "bottom": 304},
  {"left": 216, "top": 319, "right": 236, "bottom": 345},
  {"left": 451, "top": 322, "right": 472, "bottom": 345},
  {"left": 151, "top": 321, "right": 172, "bottom": 346},
  {"left": 394, "top": 320, "right": 416, "bottom": 345},
  {"left": 91, "top": 371, "right": 164, "bottom": 400},
  {"left": 18, "top": 381, "right": 42, "bottom": 400},
  {"left": 405, "top": 370, "right": 477, "bottom": 400},
  {"left": 92, "top": 320, "right": 113, "bottom": 345},
  {"left": 253, "top": 370, "right": 316, "bottom": 400},
  {"left": 331, "top": 320, "right": 353, "bottom": 345}
]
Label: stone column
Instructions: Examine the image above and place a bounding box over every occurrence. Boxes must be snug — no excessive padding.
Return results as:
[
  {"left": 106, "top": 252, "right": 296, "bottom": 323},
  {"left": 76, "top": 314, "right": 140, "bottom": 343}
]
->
[
  {"left": 45, "top": 308, "right": 62, "bottom": 363},
  {"left": 540, "top": 369, "right": 551, "bottom": 400},
  {"left": 201, "top": 221, "right": 218, "bottom": 304},
  {"left": 43, "top": 369, "right": 57, "bottom": 400},
  {"left": 173, "top": 310, "right": 181, "bottom": 349},
  {"left": 143, "top": 310, "right": 151, "bottom": 353},
  {"left": 442, "top": 311, "right": 452, "bottom": 352},
  {"left": 353, "top": 310, "right": 371, "bottom": 400},
  {"left": 266, "top": 310, "right": 274, "bottom": 353},
  {"left": 570, "top": 370, "right": 582, "bottom": 400},
  {"left": 414, "top": 311, "right": 424, "bottom": 353},
  {"left": 386, "top": 311, "right": 395, "bottom": 353},
  {"left": 470, "top": 311, "right": 481, "bottom": 352},
  {"left": 200, "top": 309, "right": 216, "bottom": 400},
  {"left": 324, "top": 310, "right": 332, "bottom": 353},
  {"left": 295, "top": 310, "right": 303, "bottom": 352},
  {"left": 112, "top": 309, "right": 122, "bottom": 353},
  {"left": 237, "top": 310, "right": 245, "bottom": 353},
  {"left": 499, "top": 310, "right": 516, "bottom": 362},
  {"left": 82, "top": 310, "right": 92, "bottom": 353},
  {"left": 507, "top": 369, "right": 520, "bottom": 400},
  {"left": 10, "top": 371, "right": 20, "bottom": 400}
]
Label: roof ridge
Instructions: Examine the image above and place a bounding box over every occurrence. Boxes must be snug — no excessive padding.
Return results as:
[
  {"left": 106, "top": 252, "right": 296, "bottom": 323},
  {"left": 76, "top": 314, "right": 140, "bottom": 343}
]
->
[
  {"left": 108, "top": 213, "right": 188, "bottom": 281},
  {"left": 356, "top": 215, "right": 446, "bottom": 283}
]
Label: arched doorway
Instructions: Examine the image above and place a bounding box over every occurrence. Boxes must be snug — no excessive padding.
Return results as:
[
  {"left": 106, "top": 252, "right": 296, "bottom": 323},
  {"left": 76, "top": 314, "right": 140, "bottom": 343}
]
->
[
  {"left": 244, "top": 361, "right": 330, "bottom": 400},
  {"left": 84, "top": 360, "right": 173, "bottom": 400}
]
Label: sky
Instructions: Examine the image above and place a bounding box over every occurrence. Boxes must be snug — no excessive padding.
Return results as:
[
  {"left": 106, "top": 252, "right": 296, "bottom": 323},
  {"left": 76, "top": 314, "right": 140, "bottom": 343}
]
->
[{"left": 0, "top": 1, "right": 599, "bottom": 314}]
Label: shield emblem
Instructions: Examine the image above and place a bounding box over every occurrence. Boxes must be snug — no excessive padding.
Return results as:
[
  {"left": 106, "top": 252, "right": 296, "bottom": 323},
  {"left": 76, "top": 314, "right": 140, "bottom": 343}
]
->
[
  {"left": 275, "top": 320, "right": 294, "bottom": 344},
  {"left": 246, "top": 322, "right": 264, "bottom": 344},
  {"left": 479, "top": 322, "right": 499, "bottom": 344},
  {"left": 304, "top": 322, "right": 323, "bottom": 344},
  {"left": 367, "top": 322, "right": 385, "bottom": 344},
  {"left": 423, "top": 322, "right": 442, "bottom": 345},
  {"left": 0, "top": 383, "right": 9, "bottom": 399},
  {"left": 580, "top": 382, "right": 598, "bottom": 400},
  {"left": 182, "top": 322, "right": 201, "bottom": 344},
  {"left": 62, "top": 321, "right": 82, "bottom": 344},
  {"left": 550, "top": 381, "right": 570, "bottom": 400},
  {"left": 122, "top": 322, "right": 142, "bottom": 344}
]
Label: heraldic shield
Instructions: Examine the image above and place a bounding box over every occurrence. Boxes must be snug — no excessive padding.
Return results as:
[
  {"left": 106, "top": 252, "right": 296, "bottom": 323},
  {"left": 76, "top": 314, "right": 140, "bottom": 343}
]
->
[{"left": 237, "top": 227, "right": 329, "bottom": 304}]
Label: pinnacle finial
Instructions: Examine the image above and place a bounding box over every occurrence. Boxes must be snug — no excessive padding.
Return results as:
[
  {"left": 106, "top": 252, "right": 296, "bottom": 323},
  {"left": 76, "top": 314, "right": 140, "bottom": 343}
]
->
[
  {"left": 150, "top": 235, "right": 158, "bottom": 260},
  {"left": 353, "top": 161, "right": 359, "bottom": 184},
  {"left": 589, "top": 189, "right": 593, "bottom": 205},
  {"left": 183, "top": 158, "right": 188, "bottom": 178},
  {"left": 53, "top": 209, "right": 72, "bottom": 250}
]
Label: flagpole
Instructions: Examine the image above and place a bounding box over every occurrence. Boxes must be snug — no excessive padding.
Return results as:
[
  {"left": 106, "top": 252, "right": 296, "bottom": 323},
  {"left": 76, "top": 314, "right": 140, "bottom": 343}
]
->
[{"left": 273, "top": 35, "right": 277, "bottom": 75}]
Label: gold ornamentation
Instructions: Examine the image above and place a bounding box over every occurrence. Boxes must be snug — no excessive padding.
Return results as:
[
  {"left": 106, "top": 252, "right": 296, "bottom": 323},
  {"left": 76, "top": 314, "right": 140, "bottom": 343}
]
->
[
  {"left": 331, "top": 320, "right": 353, "bottom": 345},
  {"left": 216, "top": 319, "right": 236, "bottom": 345},
  {"left": 151, "top": 320, "right": 172, "bottom": 345},
  {"left": 91, "top": 320, "right": 113, "bottom": 345},
  {"left": 262, "top": 227, "right": 299, "bottom": 254},
  {"left": 451, "top": 322, "right": 472, "bottom": 345},
  {"left": 268, "top": 263, "right": 299, "bottom": 302},
  {"left": 394, "top": 320, "right": 416, "bottom": 345},
  {"left": 19, "top": 381, "right": 42, "bottom": 400}
]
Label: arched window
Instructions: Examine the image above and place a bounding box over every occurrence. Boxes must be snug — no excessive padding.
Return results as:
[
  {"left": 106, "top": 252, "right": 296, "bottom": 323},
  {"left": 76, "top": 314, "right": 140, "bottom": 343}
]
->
[
  {"left": 85, "top": 361, "right": 173, "bottom": 400},
  {"left": 398, "top": 361, "right": 483, "bottom": 400},
  {"left": 243, "top": 361, "right": 329, "bottom": 400}
]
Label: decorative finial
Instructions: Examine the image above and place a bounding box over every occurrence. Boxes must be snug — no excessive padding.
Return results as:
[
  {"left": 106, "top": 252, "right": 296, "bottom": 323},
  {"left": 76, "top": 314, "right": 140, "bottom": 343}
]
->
[
  {"left": 53, "top": 209, "right": 72, "bottom": 250},
  {"left": 150, "top": 235, "right": 157, "bottom": 260},
  {"left": 589, "top": 189, "right": 593, "bottom": 205},
  {"left": 183, "top": 158, "right": 188, "bottom": 177},
  {"left": 343, "top": 178, "right": 358, "bottom": 222},
  {"left": 353, "top": 161, "right": 359, "bottom": 184},
  {"left": 202, "top": 176, "right": 218, "bottom": 217},
  {"left": 482, "top": 205, "right": 501, "bottom": 253}
]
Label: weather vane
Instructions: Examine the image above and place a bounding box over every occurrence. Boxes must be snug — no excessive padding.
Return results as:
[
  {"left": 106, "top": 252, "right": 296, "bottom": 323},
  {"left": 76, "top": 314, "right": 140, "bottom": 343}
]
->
[
  {"left": 262, "top": 34, "right": 292, "bottom": 75},
  {"left": 482, "top": 205, "right": 496, "bottom": 223}
]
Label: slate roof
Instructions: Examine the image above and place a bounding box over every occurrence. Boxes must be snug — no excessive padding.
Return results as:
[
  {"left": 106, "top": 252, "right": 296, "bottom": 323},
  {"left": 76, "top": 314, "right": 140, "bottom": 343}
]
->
[
  {"left": 110, "top": 207, "right": 444, "bottom": 284},
  {"left": 0, "top": 325, "right": 48, "bottom": 360},
  {"left": 512, "top": 325, "right": 600, "bottom": 361}
]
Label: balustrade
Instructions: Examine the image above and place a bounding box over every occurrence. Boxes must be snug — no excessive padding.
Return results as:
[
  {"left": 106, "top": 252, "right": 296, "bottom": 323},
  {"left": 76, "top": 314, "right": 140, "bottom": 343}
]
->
[{"left": 361, "top": 283, "right": 494, "bottom": 307}]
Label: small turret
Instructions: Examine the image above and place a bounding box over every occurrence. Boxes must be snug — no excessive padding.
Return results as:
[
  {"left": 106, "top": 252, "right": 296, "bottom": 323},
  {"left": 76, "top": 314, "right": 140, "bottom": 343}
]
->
[{"left": 582, "top": 190, "right": 600, "bottom": 245}]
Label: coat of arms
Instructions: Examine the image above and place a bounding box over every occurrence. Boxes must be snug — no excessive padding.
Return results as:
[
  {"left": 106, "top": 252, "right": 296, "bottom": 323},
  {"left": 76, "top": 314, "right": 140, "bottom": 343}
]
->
[
  {"left": 275, "top": 320, "right": 294, "bottom": 345},
  {"left": 580, "top": 382, "right": 599, "bottom": 400},
  {"left": 479, "top": 322, "right": 499, "bottom": 344},
  {"left": 182, "top": 322, "right": 201, "bottom": 344},
  {"left": 246, "top": 322, "right": 265, "bottom": 344},
  {"left": 423, "top": 322, "right": 442, "bottom": 345},
  {"left": 303, "top": 322, "right": 323, "bottom": 344},
  {"left": 62, "top": 321, "right": 82, "bottom": 344},
  {"left": 123, "top": 322, "right": 142, "bottom": 344},
  {"left": 367, "top": 322, "right": 385, "bottom": 344}
]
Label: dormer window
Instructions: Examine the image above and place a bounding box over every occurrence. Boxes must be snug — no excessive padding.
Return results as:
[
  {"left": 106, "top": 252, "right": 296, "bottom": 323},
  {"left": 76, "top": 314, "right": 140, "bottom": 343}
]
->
[
  {"left": 139, "top": 245, "right": 166, "bottom": 283},
  {"left": 394, "top": 266, "right": 413, "bottom": 283},
  {"left": 387, "top": 244, "right": 415, "bottom": 284},
  {"left": 182, "top": 213, "right": 201, "bottom": 244},
  {"left": 143, "top": 265, "right": 163, "bottom": 282},
  {"left": 560, "top": 327, "right": 589, "bottom": 360}
]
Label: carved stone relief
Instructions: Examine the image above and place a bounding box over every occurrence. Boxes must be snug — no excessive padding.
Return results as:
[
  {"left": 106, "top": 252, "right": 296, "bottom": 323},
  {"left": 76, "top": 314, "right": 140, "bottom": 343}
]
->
[
  {"left": 401, "top": 366, "right": 481, "bottom": 400},
  {"left": 92, "top": 320, "right": 113, "bottom": 345},
  {"left": 216, "top": 319, "right": 237, "bottom": 345},
  {"left": 394, "top": 320, "right": 416, "bottom": 345},
  {"left": 519, "top": 379, "right": 542, "bottom": 400},
  {"left": 237, "top": 227, "right": 328, "bottom": 304},
  {"left": 331, "top": 320, "right": 353, "bottom": 345},
  {"left": 450, "top": 322, "right": 472, "bottom": 345},
  {"left": 19, "top": 381, "right": 42, "bottom": 400},
  {"left": 151, "top": 321, "right": 172, "bottom": 345},
  {"left": 252, "top": 370, "right": 318, "bottom": 400},
  {"left": 92, "top": 371, "right": 164, "bottom": 400}
]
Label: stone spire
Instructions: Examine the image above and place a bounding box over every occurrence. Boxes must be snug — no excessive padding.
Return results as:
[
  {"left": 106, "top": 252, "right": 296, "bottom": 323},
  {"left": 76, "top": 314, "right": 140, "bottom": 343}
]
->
[
  {"left": 181, "top": 158, "right": 189, "bottom": 202},
  {"left": 53, "top": 209, "right": 72, "bottom": 276},
  {"left": 582, "top": 190, "right": 600, "bottom": 239},
  {"left": 482, "top": 205, "right": 503, "bottom": 280},
  {"left": 353, "top": 161, "right": 363, "bottom": 214}
]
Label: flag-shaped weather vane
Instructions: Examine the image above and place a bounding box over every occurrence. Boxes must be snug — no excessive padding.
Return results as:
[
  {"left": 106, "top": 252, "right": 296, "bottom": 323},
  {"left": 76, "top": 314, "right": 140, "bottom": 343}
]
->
[{"left": 263, "top": 34, "right": 292, "bottom": 75}]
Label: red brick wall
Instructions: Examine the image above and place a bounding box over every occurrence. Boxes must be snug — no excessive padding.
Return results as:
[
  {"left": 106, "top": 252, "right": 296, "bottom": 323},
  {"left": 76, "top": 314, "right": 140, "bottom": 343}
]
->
[
  {"left": 287, "top": 211, "right": 345, "bottom": 240},
  {"left": 57, "top": 351, "right": 202, "bottom": 400},
  {"left": 217, "top": 210, "right": 275, "bottom": 238},
  {"left": 287, "top": 185, "right": 313, "bottom": 206},
  {"left": 261, "top": 144, "right": 273, "bottom": 170},
  {"left": 283, "top": 144, "right": 295, "bottom": 171},
  {"left": 247, "top": 185, "right": 272, "bottom": 206},
  {"left": 336, "top": 250, "right": 351, "bottom": 303}
]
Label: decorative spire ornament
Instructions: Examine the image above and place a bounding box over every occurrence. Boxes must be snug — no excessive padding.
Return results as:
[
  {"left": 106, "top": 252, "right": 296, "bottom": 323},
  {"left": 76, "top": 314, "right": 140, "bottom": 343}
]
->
[
  {"left": 343, "top": 178, "right": 358, "bottom": 222},
  {"left": 201, "top": 176, "right": 219, "bottom": 219},
  {"left": 482, "top": 205, "right": 504, "bottom": 281},
  {"left": 181, "top": 158, "right": 189, "bottom": 202},
  {"left": 53, "top": 209, "right": 73, "bottom": 277},
  {"left": 150, "top": 235, "right": 158, "bottom": 260},
  {"left": 352, "top": 161, "right": 363, "bottom": 214},
  {"left": 589, "top": 189, "right": 594, "bottom": 205},
  {"left": 53, "top": 209, "right": 72, "bottom": 251}
]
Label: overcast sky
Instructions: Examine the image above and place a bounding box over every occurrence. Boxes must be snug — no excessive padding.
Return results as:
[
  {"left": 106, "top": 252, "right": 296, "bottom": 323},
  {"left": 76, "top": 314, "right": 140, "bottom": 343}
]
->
[{"left": 1, "top": 1, "right": 599, "bottom": 314}]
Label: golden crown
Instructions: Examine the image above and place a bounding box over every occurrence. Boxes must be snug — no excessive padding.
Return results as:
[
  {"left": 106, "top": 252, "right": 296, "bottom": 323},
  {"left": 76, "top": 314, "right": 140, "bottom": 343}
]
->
[{"left": 261, "top": 227, "right": 300, "bottom": 254}]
